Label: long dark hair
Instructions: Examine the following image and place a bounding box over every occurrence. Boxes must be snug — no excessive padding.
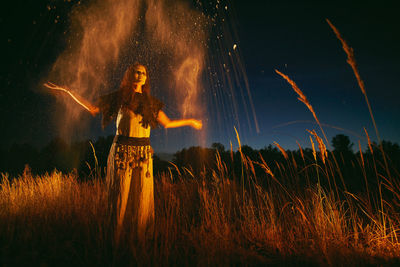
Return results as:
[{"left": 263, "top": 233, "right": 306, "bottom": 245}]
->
[
  {"left": 99, "top": 63, "right": 162, "bottom": 128},
  {"left": 119, "top": 63, "right": 150, "bottom": 96}
]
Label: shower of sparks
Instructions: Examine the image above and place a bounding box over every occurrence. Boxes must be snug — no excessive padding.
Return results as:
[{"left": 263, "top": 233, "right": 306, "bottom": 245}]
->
[{"left": 47, "top": 0, "right": 260, "bottom": 149}]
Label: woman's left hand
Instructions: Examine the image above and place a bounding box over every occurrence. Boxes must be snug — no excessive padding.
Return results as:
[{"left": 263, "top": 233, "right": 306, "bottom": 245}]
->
[{"left": 191, "top": 119, "right": 203, "bottom": 130}]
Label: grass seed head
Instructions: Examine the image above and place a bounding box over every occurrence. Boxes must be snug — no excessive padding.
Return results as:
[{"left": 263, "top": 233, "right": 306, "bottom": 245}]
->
[{"left": 273, "top": 141, "right": 289, "bottom": 160}]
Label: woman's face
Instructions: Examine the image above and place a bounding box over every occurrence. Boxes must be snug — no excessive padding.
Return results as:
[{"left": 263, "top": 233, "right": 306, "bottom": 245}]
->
[{"left": 132, "top": 65, "right": 147, "bottom": 86}]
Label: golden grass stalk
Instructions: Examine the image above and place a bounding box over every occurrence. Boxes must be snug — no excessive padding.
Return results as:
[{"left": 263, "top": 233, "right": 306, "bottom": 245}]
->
[
  {"left": 258, "top": 153, "right": 274, "bottom": 177},
  {"left": 296, "top": 141, "right": 305, "bottom": 162},
  {"left": 364, "top": 127, "right": 374, "bottom": 155},
  {"left": 358, "top": 139, "right": 371, "bottom": 208},
  {"left": 310, "top": 136, "right": 317, "bottom": 162},
  {"left": 308, "top": 130, "right": 328, "bottom": 164},
  {"left": 234, "top": 127, "right": 242, "bottom": 152},
  {"left": 275, "top": 70, "right": 320, "bottom": 127},
  {"left": 325, "top": 20, "right": 365, "bottom": 94},
  {"left": 230, "top": 141, "right": 234, "bottom": 162},
  {"left": 326, "top": 19, "right": 391, "bottom": 179},
  {"left": 358, "top": 140, "right": 365, "bottom": 168},
  {"left": 234, "top": 126, "right": 246, "bottom": 197},
  {"left": 273, "top": 141, "right": 289, "bottom": 160}
]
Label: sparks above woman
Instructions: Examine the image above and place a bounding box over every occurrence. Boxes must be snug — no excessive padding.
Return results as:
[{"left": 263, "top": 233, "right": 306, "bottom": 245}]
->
[{"left": 44, "top": 63, "right": 202, "bottom": 244}]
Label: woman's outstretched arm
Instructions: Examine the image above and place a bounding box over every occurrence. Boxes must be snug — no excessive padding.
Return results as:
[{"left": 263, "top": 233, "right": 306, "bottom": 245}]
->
[
  {"left": 44, "top": 82, "right": 100, "bottom": 116},
  {"left": 157, "top": 110, "right": 202, "bottom": 130}
]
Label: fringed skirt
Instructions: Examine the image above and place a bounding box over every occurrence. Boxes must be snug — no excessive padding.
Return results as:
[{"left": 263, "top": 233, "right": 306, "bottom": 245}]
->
[{"left": 106, "top": 135, "right": 154, "bottom": 243}]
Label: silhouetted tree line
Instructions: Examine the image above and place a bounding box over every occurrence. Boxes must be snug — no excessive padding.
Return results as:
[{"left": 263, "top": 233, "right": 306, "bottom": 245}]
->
[
  {"left": 1, "top": 134, "right": 400, "bottom": 194},
  {"left": 0, "top": 136, "right": 114, "bottom": 179},
  {"left": 172, "top": 134, "right": 400, "bottom": 195}
]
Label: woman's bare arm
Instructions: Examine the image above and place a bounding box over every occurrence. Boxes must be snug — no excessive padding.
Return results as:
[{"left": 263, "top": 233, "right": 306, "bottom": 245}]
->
[
  {"left": 44, "top": 82, "right": 99, "bottom": 116},
  {"left": 157, "top": 110, "right": 202, "bottom": 130}
]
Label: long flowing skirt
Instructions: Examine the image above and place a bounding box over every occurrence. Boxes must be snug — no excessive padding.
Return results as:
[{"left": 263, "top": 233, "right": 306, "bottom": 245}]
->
[{"left": 106, "top": 141, "right": 154, "bottom": 243}]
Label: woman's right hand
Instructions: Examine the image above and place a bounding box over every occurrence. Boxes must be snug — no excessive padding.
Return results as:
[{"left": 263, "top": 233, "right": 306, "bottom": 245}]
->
[
  {"left": 43, "top": 81, "right": 99, "bottom": 116},
  {"left": 44, "top": 82, "right": 69, "bottom": 92}
]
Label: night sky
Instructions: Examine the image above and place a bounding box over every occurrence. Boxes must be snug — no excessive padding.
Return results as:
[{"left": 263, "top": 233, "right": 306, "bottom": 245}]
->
[{"left": 1, "top": 0, "right": 399, "bottom": 153}]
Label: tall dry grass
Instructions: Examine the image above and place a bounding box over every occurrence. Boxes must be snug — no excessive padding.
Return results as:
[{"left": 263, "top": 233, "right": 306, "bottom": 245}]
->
[
  {"left": 1, "top": 143, "right": 400, "bottom": 266},
  {"left": 0, "top": 170, "right": 110, "bottom": 266}
]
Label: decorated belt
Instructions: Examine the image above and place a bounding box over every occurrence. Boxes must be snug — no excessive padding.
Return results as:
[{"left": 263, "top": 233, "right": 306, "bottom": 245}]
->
[{"left": 114, "top": 135, "right": 150, "bottom": 146}]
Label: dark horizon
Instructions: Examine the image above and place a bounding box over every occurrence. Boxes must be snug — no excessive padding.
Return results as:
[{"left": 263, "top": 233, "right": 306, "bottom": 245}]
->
[{"left": 2, "top": 131, "right": 400, "bottom": 177}]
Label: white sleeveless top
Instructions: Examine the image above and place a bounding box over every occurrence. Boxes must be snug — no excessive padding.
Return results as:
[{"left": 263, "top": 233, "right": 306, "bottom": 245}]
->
[{"left": 115, "top": 107, "right": 150, "bottom": 138}]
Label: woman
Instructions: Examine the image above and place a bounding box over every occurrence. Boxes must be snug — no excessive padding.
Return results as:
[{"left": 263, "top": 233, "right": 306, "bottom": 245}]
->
[{"left": 45, "top": 63, "right": 202, "bottom": 243}]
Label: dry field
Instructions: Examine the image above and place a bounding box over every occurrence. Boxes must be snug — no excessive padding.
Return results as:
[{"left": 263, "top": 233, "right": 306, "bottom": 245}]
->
[
  {"left": 1, "top": 20, "right": 399, "bottom": 266},
  {"left": 1, "top": 144, "right": 399, "bottom": 266}
]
